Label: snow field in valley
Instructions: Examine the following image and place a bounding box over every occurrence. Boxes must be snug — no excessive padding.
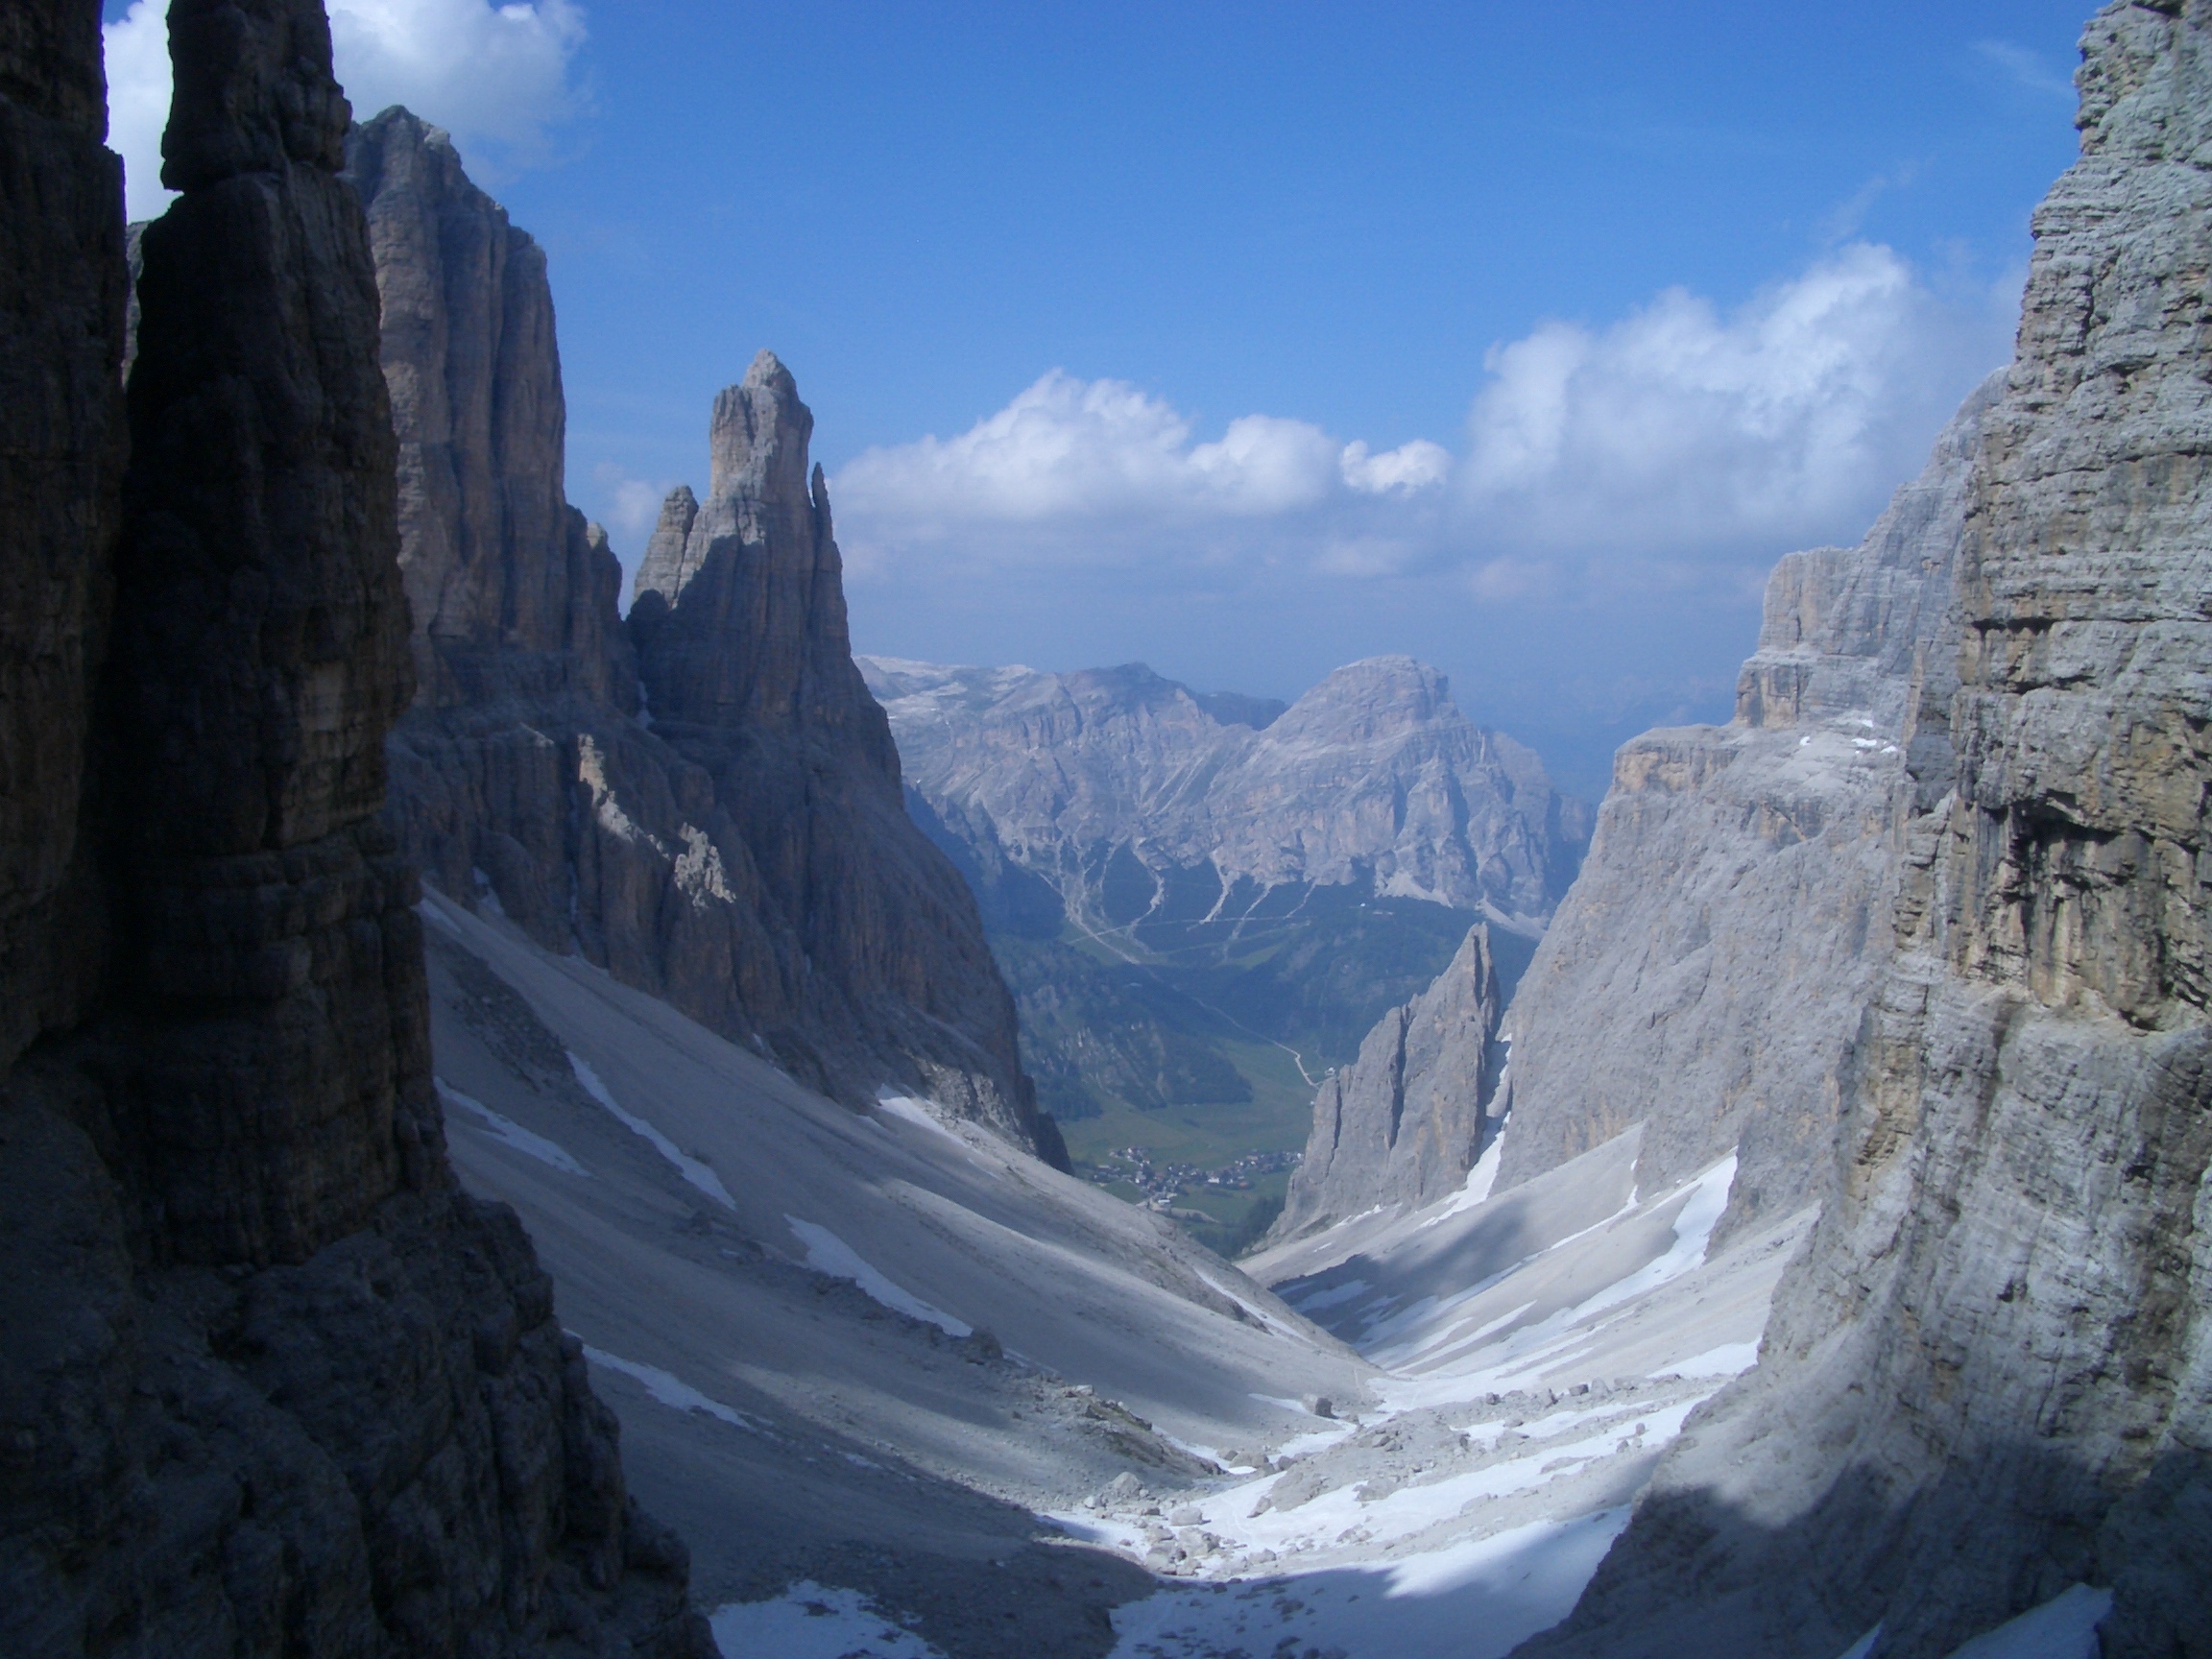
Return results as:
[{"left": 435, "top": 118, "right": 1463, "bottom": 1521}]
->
[
  {"left": 419, "top": 892, "right": 1829, "bottom": 1658},
  {"left": 1064, "top": 1130, "right": 1819, "bottom": 1658}
]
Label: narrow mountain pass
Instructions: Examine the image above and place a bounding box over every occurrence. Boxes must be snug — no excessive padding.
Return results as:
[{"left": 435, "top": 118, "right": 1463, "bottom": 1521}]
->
[{"left": 422, "top": 884, "right": 1815, "bottom": 1659}]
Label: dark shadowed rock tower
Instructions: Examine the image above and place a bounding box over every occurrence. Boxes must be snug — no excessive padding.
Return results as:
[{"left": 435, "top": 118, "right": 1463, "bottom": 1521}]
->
[
  {"left": 0, "top": 3, "right": 710, "bottom": 1652},
  {"left": 628, "top": 353, "right": 1059, "bottom": 1155},
  {"left": 345, "top": 109, "right": 1060, "bottom": 1163}
]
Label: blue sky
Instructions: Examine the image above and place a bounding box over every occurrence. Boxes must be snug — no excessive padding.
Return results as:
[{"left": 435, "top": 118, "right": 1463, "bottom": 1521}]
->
[{"left": 105, "top": 1, "right": 2093, "bottom": 795}]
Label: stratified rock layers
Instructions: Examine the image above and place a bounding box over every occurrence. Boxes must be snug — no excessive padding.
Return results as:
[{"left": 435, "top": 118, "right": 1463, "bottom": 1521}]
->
[
  {"left": 1520, "top": 5, "right": 2212, "bottom": 1655},
  {"left": 0, "top": 6, "right": 709, "bottom": 1654},
  {"left": 348, "top": 112, "right": 1057, "bottom": 1162},
  {"left": 1274, "top": 923, "right": 1506, "bottom": 1238}
]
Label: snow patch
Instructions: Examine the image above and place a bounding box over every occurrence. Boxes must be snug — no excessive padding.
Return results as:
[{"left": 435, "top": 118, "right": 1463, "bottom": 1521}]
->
[
  {"left": 1943, "top": 1585, "right": 2113, "bottom": 1659},
  {"left": 1421, "top": 1123, "right": 1507, "bottom": 1227},
  {"left": 1668, "top": 1340, "right": 1761, "bottom": 1378},
  {"left": 1191, "top": 1266, "right": 1308, "bottom": 1342},
  {"left": 566, "top": 1051, "right": 735, "bottom": 1210},
  {"left": 1558, "top": 1153, "right": 1736, "bottom": 1325},
  {"left": 581, "top": 1345, "right": 760, "bottom": 1433},
  {"left": 786, "top": 1216, "right": 973, "bottom": 1336},
  {"left": 436, "top": 1079, "right": 588, "bottom": 1176},
  {"left": 710, "top": 1582, "right": 945, "bottom": 1659},
  {"left": 1104, "top": 1508, "right": 1631, "bottom": 1659}
]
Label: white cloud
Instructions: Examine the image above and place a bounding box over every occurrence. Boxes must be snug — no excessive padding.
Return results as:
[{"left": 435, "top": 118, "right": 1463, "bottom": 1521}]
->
[
  {"left": 590, "top": 463, "right": 675, "bottom": 552},
  {"left": 1456, "top": 244, "right": 1999, "bottom": 563},
  {"left": 839, "top": 372, "right": 1361, "bottom": 526},
  {"left": 1975, "top": 39, "right": 2076, "bottom": 102},
  {"left": 833, "top": 371, "right": 1449, "bottom": 570},
  {"left": 104, "top": 2, "right": 174, "bottom": 221},
  {"left": 835, "top": 243, "right": 2008, "bottom": 602},
  {"left": 1342, "top": 438, "right": 1452, "bottom": 494},
  {"left": 102, "top": 0, "right": 586, "bottom": 222},
  {"left": 328, "top": 0, "right": 587, "bottom": 163}
]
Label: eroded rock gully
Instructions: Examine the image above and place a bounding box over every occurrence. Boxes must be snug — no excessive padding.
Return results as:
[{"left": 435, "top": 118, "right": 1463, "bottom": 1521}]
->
[
  {"left": 348, "top": 108, "right": 1057, "bottom": 1162},
  {"left": 0, "top": 4, "right": 709, "bottom": 1651}
]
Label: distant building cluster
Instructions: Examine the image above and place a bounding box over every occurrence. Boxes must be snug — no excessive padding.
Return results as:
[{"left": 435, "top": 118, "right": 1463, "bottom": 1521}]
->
[{"left": 1081, "top": 1146, "right": 1302, "bottom": 1207}]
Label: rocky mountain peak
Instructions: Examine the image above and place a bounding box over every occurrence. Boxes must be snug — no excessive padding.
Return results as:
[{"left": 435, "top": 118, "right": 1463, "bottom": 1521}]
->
[
  {"left": 1264, "top": 655, "right": 1455, "bottom": 747},
  {"left": 707, "top": 347, "right": 814, "bottom": 508},
  {"left": 1515, "top": 3, "right": 2212, "bottom": 1650},
  {"left": 1, "top": 3, "right": 709, "bottom": 1647},
  {"left": 161, "top": 0, "right": 351, "bottom": 190}
]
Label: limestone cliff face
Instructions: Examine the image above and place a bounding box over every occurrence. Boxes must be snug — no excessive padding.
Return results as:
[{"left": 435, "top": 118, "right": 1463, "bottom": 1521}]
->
[
  {"left": 343, "top": 107, "right": 629, "bottom": 713},
  {"left": 0, "top": 5, "right": 709, "bottom": 1652},
  {"left": 1486, "top": 381, "right": 1998, "bottom": 1242},
  {"left": 346, "top": 116, "right": 1055, "bottom": 1161},
  {"left": 1273, "top": 924, "right": 1505, "bottom": 1239},
  {"left": 1520, "top": 6, "right": 2212, "bottom": 1654},
  {"left": 0, "top": 0, "right": 125, "bottom": 1069},
  {"left": 621, "top": 356, "right": 1056, "bottom": 1153},
  {"left": 1280, "top": 380, "right": 1996, "bottom": 1245}
]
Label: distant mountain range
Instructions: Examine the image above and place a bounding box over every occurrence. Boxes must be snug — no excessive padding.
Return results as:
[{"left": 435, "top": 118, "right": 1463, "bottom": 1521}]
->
[{"left": 861, "top": 653, "right": 1589, "bottom": 1235}]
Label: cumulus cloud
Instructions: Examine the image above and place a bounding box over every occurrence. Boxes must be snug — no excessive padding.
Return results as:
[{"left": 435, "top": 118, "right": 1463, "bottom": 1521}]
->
[
  {"left": 834, "top": 371, "right": 1450, "bottom": 571},
  {"left": 1456, "top": 243, "right": 2000, "bottom": 564},
  {"left": 103, "top": 0, "right": 586, "bottom": 222},
  {"left": 837, "top": 372, "right": 1440, "bottom": 528},
  {"left": 835, "top": 243, "right": 2008, "bottom": 603},
  {"left": 327, "top": 0, "right": 587, "bottom": 161}
]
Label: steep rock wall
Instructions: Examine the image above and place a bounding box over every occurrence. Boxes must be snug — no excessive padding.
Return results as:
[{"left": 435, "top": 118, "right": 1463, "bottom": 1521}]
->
[
  {"left": 347, "top": 117, "right": 1057, "bottom": 1162},
  {"left": 1272, "top": 923, "right": 1506, "bottom": 1239},
  {"left": 1520, "top": 5, "right": 2212, "bottom": 1654},
  {"left": 1487, "top": 379, "right": 1997, "bottom": 1240},
  {"left": 628, "top": 357, "right": 1055, "bottom": 1155},
  {"left": 0, "top": 5, "right": 709, "bottom": 1652}
]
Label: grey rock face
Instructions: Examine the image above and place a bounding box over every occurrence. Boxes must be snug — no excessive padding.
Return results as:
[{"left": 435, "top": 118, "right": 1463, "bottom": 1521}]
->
[
  {"left": 345, "top": 115, "right": 1057, "bottom": 1163},
  {"left": 0, "top": 6, "right": 709, "bottom": 1653},
  {"left": 343, "top": 108, "right": 629, "bottom": 711},
  {"left": 1519, "top": 5, "right": 2212, "bottom": 1654},
  {"left": 623, "top": 355, "right": 1056, "bottom": 1157},
  {"left": 1274, "top": 924, "right": 1506, "bottom": 1239},
  {"left": 1490, "top": 379, "right": 1997, "bottom": 1241},
  {"left": 870, "top": 654, "right": 1587, "bottom": 932}
]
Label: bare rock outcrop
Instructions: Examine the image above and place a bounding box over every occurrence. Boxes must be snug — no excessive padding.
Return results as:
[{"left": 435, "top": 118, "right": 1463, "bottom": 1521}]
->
[
  {"left": 1487, "top": 378, "right": 1997, "bottom": 1240},
  {"left": 0, "top": 5, "right": 709, "bottom": 1652},
  {"left": 1518, "top": 5, "right": 2212, "bottom": 1653},
  {"left": 1273, "top": 923, "right": 1507, "bottom": 1239},
  {"left": 1286, "top": 374, "right": 1997, "bottom": 1248},
  {"left": 343, "top": 112, "right": 1056, "bottom": 1160}
]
